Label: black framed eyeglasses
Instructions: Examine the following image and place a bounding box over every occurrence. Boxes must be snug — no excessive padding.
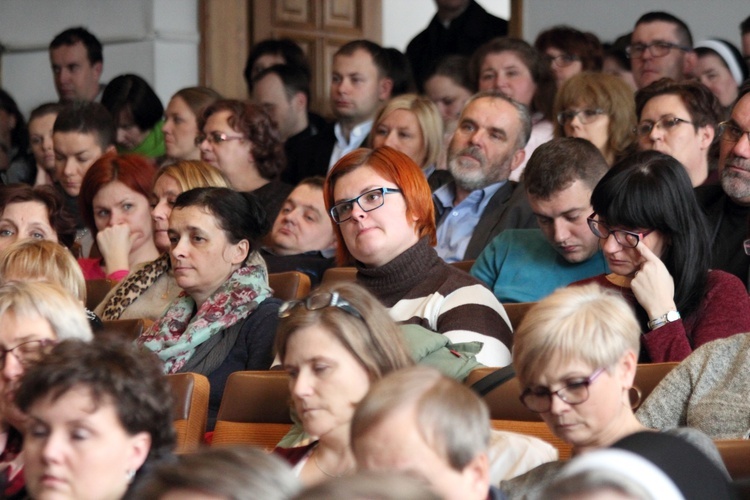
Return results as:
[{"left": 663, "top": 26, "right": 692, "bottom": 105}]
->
[
  {"left": 0, "top": 339, "right": 56, "bottom": 370},
  {"left": 194, "top": 131, "right": 246, "bottom": 146},
  {"left": 634, "top": 116, "right": 692, "bottom": 137},
  {"left": 625, "top": 41, "right": 691, "bottom": 59},
  {"left": 718, "top": 121, "right": 750, "bottom": 144},
  {"left": 329, "top": 187, "right": 402, "bottom": 224},
  {"left": 557, "top": 108, "right": 605, "bottom": 126},
  {"left": 279, "top": 291, "right": 363, "bottom": 320},
  {"left": 543, "top": 53, "right": 580, "bottom": 68},
  {"left": 519, "top": 368, "right": 605, "bottom": 413},
  {"left": 587, "top": 213, "right": 653, "bottom": 249}
]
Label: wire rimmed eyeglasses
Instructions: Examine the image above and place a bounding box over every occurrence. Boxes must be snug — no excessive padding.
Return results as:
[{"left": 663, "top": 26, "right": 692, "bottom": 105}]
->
[
  {"left": 194, "top": 131, "right": 246, "bottom": 147},
  {"left": 0, "top": 339, "right": 56, "bottom": 370},
  {"left": 557, "top": 108, "right": 605, "bottom": 126},
  {"left": 543, "top": 53, "right": 580, "bottom": 68},
  {"left": 634, "top": 116, "right": 692, "bottom": 137},
  {"left": 718, "top": 121, "right": 750, "bottom": 144},
  {"left": 279, "top": 291, "right": 363, "bottom": 320},
  {"left": 587, "top": 213, "right": 653, "bottom": 248},
  {"left": 519, "top": 368, "right": 605, "bottom": 413},
  {"left": 329, "top": 187, "right": 402, "bottom": 224}
]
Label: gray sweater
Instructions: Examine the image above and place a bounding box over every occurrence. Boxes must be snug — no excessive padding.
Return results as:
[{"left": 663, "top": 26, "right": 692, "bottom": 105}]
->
[{"left": 637, "top": 333, "right": 750, "bottom": 439}]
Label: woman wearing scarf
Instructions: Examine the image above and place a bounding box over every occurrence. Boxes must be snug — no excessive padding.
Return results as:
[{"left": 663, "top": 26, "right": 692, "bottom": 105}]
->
[{"left": 138, "top": 187, "right": 280, "bottom": 430}]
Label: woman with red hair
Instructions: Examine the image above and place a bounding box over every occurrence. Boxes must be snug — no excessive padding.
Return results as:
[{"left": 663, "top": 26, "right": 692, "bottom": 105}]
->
[
  {"left": 78, "top": 154, "right": 159, "bottom": 280},
  {"left": 324, "top": 146, "right": 512, "bottom": 366}
]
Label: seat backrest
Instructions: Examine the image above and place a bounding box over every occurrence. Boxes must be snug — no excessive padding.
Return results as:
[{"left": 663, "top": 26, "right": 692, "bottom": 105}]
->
[
  {"left": 450, "top": 260, "right": 475, "bottom": 273},
  {"left": 268, "top": 271, "right": 312, "bottom": 301},
  {"left": 632, "top": 362, "right": 679, "bottom": 410},
  {"left": 212, "top": 371, "right": 293, "bottom": 449},
  {"left": 320, "top": 267, "right": 357, "bottom": 287},
  {"left": 491, "top": 419, "right": 572, "bottom": 461},
  {"left": 98, "top": 319, "right": 145, "bottom": 341},
  {"left": 465, "top": 368, "right": 543, "bottom": 422},
  {"left": 167, "top": 372, "right": 210, "bottom": 453},
  {"left": 715, "top": 440, "right": 750, "bottom": 481},
  {"left": 85, "top": 278, "right": 115, "bottom": 310},
  {"left": 503, "top": 302, "right": 535, "bottom": 330}
]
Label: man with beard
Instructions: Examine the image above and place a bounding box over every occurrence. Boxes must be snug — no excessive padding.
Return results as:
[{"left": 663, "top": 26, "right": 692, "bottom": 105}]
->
[
  {"left": 696, "top": 82, "right": 750, "bottom": 289},
  {"left": 433, "top": 91, "right": 536, "bottom": 262}
]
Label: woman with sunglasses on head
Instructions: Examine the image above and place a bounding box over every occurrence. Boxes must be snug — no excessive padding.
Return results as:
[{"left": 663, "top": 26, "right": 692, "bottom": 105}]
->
[
  {"left": 575, "top": 150, "right": 750, "bottom": 363},
  {"left": 500, "top": 283, "right": 727, "bottom": 499},
  {"left": 324, "top": 146, "right": 512, "bottom": 367}
]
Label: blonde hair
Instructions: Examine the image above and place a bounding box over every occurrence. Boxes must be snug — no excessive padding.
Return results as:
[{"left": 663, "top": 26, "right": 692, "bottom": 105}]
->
[
  {"left": 0, "top": 239, "right": 86, "bottom": 302},
  {"left": 512, "top": 284, "right": 640, "bottom": 385},
  {"left": 154, "top": 160, "right": 229, "bottom": 192},
  {"left": 0, "top": 281, "right": 92, "bottom": 341},
  {"left": 371, "top": 94, "right": 444, "bottom": 169}
]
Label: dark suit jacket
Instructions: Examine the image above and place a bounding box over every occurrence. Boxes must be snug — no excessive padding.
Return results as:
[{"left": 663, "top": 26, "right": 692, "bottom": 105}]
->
[
  {"left": 281, "top": 122, "right": 336, "bottom": 185},
  {"left": 435, "top": 181, "right": 537, "bottom": 261}
]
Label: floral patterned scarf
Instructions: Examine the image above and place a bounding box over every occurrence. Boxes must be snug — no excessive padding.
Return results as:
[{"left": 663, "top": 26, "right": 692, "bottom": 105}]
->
[{"left": 137, "top": 262, "right": 271, "bottom": 374}]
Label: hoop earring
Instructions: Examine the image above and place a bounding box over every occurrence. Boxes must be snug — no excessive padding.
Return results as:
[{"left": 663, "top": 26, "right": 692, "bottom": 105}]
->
[{"left": 628, "top": 386, "right": 642, "bottom": 410}]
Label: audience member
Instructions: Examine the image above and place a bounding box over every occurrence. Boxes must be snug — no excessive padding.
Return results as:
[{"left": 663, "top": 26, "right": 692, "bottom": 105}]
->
[
  {"left": 274, "top": 283, "right": 414, "bottom": 485},
  {"left": 78, "top": 154, "right": 159, "bottom": 280},
  {"left": 199, "top": 99, "right": 292, "bottom": 224},
  {"left": 52, "top": 101, "right": 116, "bottom": 257},
  {"left": 351, "top": 366, "right": 502, "bottom": 500},
  {"left": 696, "top": 83, "right": 750, "bottom": 286},
  {"left": 602, "top": 33, "right": 638, "bottom": 91},
  {"left": 48, "top": 26, "right": 104, "bottom": 102},
  {"left": 534, "top": 25, "right": 603, "bottom": 87},
  {"left": 27, "top": 103, "right": 63, "bottom": 186},
  {"left": 0, "top": 184, "right": 75, "bottom": 251},
  {"left": 283, "top": 40, "right": 393, "bottom": 184},
  {"left": 324, "top": 146, "right": 512, "bottom": 366},
  {"left": 371, "top": 93, "right": 451, "bottom": 191},
  {"left": 262, "top": 177, "right": 336, "bottom": 286},
  {"left": 471, "top": 37, "right": 556, "bottom": 179},
  {"left": 472, "top": 138, "right": 609, "bottom": 303},
  {"left": 0, "top": 89, "right": 33, "bottom": 185},
  {"left": 16, "top": 337, "right": 175, "bottom": 499},
  {"left": 293, "top": 471, "right": 441, "bottom": 500},
  {"left": 384, "top": 47, "right": 416, "bottom": 96},
  {"left": 406, "top": 0, "right": 507, "bottom": 90},
  {"left": 741, "top": 16, "right": 750, "bottom": 70},
  {"left": 433, "top": 91, "right": 536, "bottom": 263},
  {"left": 578, "top": 151, "right": 750, "bottom": 362},
  {"left": 635, "top": 78, "right": 722, "bottom": 186},
  {"left": 501, "top": 284, "right": 727, "bottom": 498},
  {"left": 96, "top": 160, "right": 228, "bottom": 321},
  {"left": 554, "top": 72, "right": 636, "bottom": 165},
  {"left": 136, "top": 446, "right": 300, "bottom": 500},
  {"left": 628, "top": 12, "right": 695, "bottom": 89},
  {"left": 244, "top": 38, "right": 311, "bottom": 92},
  {"left": 695, "top": 39, "right": 749, "bottom": 114},
  {"left": 162, "top": 86, "right": 222, "bottom": 161},
  {"left": 637, "top": 332, "right": 750, "bottom": 439},
  {"left": 101, "top": 74, "right": 165, "bottom": 158},
  {"left": 138, "top": 187, "right": 279, "bottom": 429},
  {"left": 0, "top": 281, "right": 93, "bottom": 500}
]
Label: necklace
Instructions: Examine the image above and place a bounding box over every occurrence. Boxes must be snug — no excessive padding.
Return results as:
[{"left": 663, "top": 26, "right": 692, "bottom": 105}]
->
[{"left": 313, "top": 449, "right": 355, "bottom": 478}]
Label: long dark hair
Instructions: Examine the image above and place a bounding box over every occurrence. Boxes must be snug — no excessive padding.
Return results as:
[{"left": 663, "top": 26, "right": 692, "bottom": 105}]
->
[{"left": 591, "top": 151, "right": 711, "bottom": 320}]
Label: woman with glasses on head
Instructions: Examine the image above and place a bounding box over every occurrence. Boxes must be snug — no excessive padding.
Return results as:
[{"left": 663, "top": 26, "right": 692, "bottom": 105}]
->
[
  {"left": 0, "top": 281, "right": 93, "bottom": 500},
  {"left": 324, "top": 146, "right": 512, "bottom": 367},
  {"left": 534, "top": 25, "right": 603, "bottom": 88},
  {"left": 500, "top": 283, "right": 727, "bottom": 499},
  {"left": 198, "top": 99, "right": 292, "bottom": 226},
  {"left": 554, "top": 72, "right": 636, "bottom": 166},
  {"left": 635, "top": 78, "right": 723, "bottom": 187},
  {"left": 273, "top": 282, "right": 414, "bottom": 485},
  {"left": 575, "top": 150, "right": 750, "bottom": 363}
]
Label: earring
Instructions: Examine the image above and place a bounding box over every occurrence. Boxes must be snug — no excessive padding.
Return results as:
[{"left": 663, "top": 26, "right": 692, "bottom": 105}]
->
[
  {"left": 126, "top": 469, "right": 136, "bottom": 484},
  {"left": 628, "top": 386, "right": 642, "bottom": 410}
]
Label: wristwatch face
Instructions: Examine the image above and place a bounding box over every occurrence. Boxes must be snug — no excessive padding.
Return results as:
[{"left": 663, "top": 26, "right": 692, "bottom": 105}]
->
[{"left": 666, "top": 310, "right": 680, "bottom": 322}]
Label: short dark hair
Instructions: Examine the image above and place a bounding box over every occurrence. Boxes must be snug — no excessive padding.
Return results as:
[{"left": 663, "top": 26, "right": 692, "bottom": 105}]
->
[
  {"left": 49, "top": 26, "right": 103, "bottom": 65},
  {"left": 384, "top": 47, "right": 416, "bottom": 96},
  {"left": 201, "top": 100, "right": 285, "bottom": 180},
  {"left": 15, "top": 337, "right": 175, "bottom": 488},
  {"left": 591, "top": 150, "right": 711, "bottom": 321},
  {"left": 101, "top": 74, "right": 164, "bottom": 131},
  {"left": 635, "top": 78, "right": 723, "bottom": 131},
  {"left": 0, "top": 184, "right": 77, "bottom": 248},
  {"left": 297, "top": 176, "right": 325, "bottom": 190},
  {"left": 634, "top": 12, "right": 693, "bottom": 48},
  {"left": 524, "top": 138, "right": 608, "bottom": 200},
  {"left": 253, "top": 64, "right": 311, "bottom": 103},
  {"left": 173, "top": 187, "right": 270, "bottom": 252},
  {"left": 29, "top": 102, "right": 65, "bottom": 123},
  {"left": 425, "top": 55, "right": 475, "bottom": 93},
  {"left": 535, "top": 25, "right": 603, "bottom": 72},
  {"left": 244, "top": 38, "right": 310, "bottom": 92},
  {"left": 335, "top": 40, "right": 390, "bottom": 79},
  {"left": 53, "top": 101, "right": 115, "bottom": 150}
]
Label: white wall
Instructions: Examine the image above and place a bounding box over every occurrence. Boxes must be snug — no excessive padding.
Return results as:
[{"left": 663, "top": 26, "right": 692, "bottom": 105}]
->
[
  {"left": 0, "top": 0, "right": 198, "bottom": 117},
  {"left": 382, "top": 0, "right": 510, "bottom": 51}
]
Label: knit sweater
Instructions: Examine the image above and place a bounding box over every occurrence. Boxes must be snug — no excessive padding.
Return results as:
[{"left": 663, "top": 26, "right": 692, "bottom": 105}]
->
[
  {"left": 356, "top": 238, "right": 512, "bottom": 367},
  {"left": 573, "top": 270, "right": 750, "bottom": 362},
  {"left": 637, "top": 333, "right": 750, "bottom": 439}
]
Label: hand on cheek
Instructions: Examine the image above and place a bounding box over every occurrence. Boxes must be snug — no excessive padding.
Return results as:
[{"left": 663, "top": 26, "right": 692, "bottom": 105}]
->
[{"left": 630, "top": 242, "right": 677, "bottom": 320}]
